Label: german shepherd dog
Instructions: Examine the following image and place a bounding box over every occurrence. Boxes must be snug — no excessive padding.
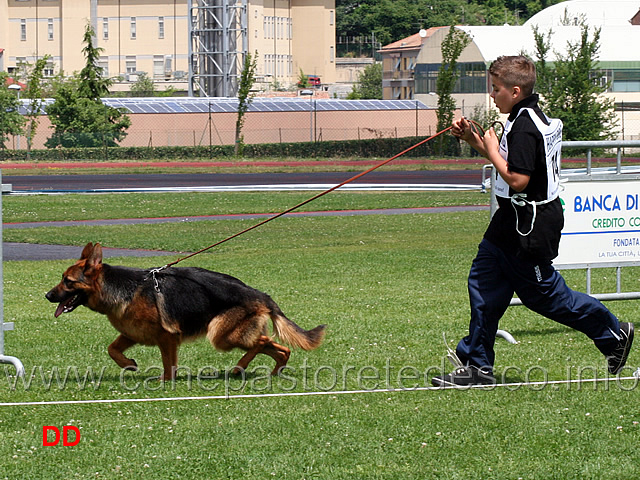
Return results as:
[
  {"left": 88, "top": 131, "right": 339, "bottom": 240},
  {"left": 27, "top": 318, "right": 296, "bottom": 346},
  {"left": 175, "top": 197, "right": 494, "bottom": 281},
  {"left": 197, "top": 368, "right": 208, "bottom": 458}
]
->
[{"left": 46, "top": 243, "right": 325, "bottom": 380}]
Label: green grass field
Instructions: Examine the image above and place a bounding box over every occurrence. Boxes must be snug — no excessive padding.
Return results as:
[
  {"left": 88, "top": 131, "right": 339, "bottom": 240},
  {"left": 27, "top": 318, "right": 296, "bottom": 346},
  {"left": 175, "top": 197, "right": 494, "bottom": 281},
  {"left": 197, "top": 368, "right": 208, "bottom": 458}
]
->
[{"left": 1, "top": 191, "right": 639, "bottom": 479}]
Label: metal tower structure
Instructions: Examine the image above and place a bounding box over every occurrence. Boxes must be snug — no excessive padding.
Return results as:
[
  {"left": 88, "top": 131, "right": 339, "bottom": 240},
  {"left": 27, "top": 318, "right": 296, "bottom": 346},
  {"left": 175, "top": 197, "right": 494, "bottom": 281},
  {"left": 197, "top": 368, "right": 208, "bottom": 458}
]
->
[{"left": 188, "top": 0, "right": 248, "bottom": 98}]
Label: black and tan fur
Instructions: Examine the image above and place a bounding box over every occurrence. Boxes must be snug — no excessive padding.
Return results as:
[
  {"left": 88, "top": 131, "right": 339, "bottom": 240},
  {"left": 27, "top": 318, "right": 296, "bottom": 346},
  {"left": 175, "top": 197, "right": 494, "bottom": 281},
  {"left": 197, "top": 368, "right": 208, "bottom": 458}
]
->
[{"left": 45, "top": 243, "right": 325, "bottom": 380}]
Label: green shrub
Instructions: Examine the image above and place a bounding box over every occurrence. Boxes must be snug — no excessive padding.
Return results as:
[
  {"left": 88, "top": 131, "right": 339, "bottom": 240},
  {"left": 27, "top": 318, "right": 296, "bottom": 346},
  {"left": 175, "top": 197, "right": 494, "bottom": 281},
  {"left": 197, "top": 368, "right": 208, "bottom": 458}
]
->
[{"left": 2, "top": 135, "right": 461, "bottom": 162}]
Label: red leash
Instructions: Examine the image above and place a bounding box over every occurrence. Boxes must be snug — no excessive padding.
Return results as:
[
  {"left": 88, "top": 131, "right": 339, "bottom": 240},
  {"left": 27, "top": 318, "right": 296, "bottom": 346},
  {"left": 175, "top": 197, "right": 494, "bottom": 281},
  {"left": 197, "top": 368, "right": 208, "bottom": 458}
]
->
[{"left": 160, "top": 123, "right": 474, "bottom": 269}]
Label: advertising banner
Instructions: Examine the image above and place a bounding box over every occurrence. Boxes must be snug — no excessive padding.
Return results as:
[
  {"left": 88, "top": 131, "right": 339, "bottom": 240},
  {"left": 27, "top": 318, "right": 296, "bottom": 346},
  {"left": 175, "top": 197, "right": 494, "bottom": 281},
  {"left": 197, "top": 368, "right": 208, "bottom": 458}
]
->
[{"left": 556, "top": 179, "right": 640, "bottom": 265}]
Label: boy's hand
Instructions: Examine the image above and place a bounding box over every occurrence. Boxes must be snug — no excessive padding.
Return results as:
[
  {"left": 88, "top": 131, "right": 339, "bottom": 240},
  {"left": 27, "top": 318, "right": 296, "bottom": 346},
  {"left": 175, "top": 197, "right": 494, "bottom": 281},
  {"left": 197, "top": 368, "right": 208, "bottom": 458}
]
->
[
  {"left": 451, "top": 117, "right": 474, "bottom": 142},
  {"left": 452, "top": 117, "right": 487, "bottom": 158},
  {"left": 483, "top": 128, "right": 499, "bottom": 155}
]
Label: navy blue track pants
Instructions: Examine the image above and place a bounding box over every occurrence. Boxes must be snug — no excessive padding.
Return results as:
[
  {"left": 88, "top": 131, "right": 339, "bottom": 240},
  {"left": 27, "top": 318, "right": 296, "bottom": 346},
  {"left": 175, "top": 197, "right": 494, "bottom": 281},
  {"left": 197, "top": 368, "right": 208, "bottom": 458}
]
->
[{"left": 456, "top": 238, "right": 622, "bottom": 370}]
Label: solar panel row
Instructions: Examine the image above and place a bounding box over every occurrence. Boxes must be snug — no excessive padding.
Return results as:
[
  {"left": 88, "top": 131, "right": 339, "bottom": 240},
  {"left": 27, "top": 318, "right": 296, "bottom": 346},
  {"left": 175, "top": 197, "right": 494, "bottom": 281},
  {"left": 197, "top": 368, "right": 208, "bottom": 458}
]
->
[
  {"left": 103, "top": 97, "right": 429, "bottom": 114},
  {"left": 18, "top": 97, "right": 430, "bottom": 115}
]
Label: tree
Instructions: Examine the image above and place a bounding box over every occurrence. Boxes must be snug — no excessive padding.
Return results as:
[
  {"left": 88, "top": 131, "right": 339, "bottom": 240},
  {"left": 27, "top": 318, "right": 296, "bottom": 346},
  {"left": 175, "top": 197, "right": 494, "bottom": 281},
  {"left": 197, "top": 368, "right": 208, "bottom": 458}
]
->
[
  {"left": 533, "top": 24, "right": 617, "bottom": 141},
  {"left": 297, "top": 68, "right": 310, "bottom": 88},
  {"left": 235, "top": 51, "right": 258, "bottom": 156},
  {"left": 46, "top": 24, "right": 130, "bottom": 148},
  {"left": 335, "top": 0, "right": 566, "bottom": 49},
  {"left": 435, "top": 26, "right": 471, "bottom": 154},
  {"left": 0, "top": 74, "right": 26, "bottom": 151},
  {"left": 130, "top": 72, "right": 155, "bottom": 97},
  {"left": 21, "top": 55, "right": 51, "bottom": 154},
  {"left": 347, "top": 62, "right": 382, "bottom": 99},
  {"left": 78, "top": 25, "right": 112, "bottom": 99}
]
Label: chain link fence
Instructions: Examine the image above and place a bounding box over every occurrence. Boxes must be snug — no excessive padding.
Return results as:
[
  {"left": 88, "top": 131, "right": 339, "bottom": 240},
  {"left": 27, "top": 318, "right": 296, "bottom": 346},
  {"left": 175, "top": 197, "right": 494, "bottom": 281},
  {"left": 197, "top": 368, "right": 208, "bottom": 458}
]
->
[{"left": 5, "top": 102, "right": 442, "bottom": 153}]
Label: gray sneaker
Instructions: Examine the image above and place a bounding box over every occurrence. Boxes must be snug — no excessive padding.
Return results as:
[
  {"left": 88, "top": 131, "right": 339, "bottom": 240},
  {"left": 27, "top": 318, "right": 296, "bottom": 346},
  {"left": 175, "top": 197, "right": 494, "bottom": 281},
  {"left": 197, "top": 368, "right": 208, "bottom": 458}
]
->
[{"left": 607, "top": 322, "right": 634, "bottom": 375}]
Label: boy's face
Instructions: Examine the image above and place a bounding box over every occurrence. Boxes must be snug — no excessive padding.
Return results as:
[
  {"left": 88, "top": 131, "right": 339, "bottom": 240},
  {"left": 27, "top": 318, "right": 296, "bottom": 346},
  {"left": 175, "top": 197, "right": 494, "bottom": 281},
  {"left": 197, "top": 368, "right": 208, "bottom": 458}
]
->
[{"left": 490, "top": 75, "right": 523, "bottom": 114}]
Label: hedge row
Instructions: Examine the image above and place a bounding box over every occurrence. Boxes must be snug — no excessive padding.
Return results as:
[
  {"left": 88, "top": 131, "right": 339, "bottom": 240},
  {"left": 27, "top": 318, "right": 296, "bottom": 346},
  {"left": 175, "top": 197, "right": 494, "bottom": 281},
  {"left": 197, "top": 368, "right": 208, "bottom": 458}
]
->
[{"left": 0, "top": 135, "right": 461, "bottom": 162}]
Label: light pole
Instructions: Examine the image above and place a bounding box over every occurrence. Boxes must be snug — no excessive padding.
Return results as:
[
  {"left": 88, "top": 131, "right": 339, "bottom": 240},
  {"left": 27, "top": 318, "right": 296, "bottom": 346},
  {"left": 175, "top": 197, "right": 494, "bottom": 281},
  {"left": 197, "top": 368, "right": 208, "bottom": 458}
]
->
[
  {"left": 300, "top": 89, "right": 314, "bottom": 142},
  {"left": 8, "top": 84, "right": 21, "bottom": 150}
]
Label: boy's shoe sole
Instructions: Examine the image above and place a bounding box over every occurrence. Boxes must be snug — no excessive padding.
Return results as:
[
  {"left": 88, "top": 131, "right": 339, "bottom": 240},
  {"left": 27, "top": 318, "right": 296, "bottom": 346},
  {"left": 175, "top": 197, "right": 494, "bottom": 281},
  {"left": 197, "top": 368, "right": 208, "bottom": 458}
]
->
[{"left": 608, "top": 322, "right": 634, "bottom": 375}]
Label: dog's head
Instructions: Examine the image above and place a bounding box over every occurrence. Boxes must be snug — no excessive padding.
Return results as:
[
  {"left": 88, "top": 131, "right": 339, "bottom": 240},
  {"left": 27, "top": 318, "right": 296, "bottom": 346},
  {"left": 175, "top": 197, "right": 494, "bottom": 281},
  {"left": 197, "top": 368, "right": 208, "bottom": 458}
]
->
[{"left": 45, "top": 242, "right": 103, "bottom": 318}]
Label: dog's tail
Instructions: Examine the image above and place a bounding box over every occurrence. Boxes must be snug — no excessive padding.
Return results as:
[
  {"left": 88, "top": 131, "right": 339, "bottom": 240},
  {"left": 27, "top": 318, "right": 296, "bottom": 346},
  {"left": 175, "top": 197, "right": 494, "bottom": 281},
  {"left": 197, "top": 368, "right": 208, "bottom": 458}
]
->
[{"left": 270, "top": 307, "right": 325, "bottom": 351}]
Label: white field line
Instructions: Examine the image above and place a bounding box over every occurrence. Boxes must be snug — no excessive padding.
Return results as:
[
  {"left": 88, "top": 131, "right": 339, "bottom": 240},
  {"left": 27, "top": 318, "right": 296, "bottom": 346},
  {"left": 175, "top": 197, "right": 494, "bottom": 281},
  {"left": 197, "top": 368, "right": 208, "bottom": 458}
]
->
[
  {"left": 9, "top": 183, "right": 482, "bottom": 195},
  {"left": 1, "top": 375, "right": 638, "bottom": 407}
]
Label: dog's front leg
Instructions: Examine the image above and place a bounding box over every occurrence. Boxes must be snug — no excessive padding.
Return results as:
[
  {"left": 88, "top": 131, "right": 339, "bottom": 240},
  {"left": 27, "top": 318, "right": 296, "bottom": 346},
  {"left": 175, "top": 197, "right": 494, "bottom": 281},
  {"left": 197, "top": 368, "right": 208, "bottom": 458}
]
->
[
  {"left": 108, "top": 335, "right": 138, "bottom": 371},
  {"left": 157, "top": 333, "right": 179, "bottom": 381}
]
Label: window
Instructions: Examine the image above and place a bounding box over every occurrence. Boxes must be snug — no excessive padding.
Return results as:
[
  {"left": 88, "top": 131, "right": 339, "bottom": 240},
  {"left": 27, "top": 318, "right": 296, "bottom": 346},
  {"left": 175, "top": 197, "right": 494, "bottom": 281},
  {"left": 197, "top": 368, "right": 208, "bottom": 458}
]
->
[
  {"left": 98, "top": 57, "right": 109, "bottom": 78},
  {"left": 265, "top": 55, "right": 274, "bottom": 76},
  {"left": 43, "top": 61, "right": 54, "bottom": 77},
  {"left": 610, "top": 69, "right": 640, "bottom": 92},
  {"left": 154, "top": 55, "right": 165, "bottom": 78},
  {"left": 21, "top": 19, "right": 27, "bottom": 41},
  {"left": 456, "top": 62, "right": 488, "bottom": 93},
  {"left": 415, "top": 62, "right": 487, "bottom": 94},
  {"left": 48, "top": 18, "right": 54, "bottom": 41},
  {"left": 103, "top": 18, "right": 109, "bottom": 40},
  {"left": 158, "top": 17, "right": 164, "bottom": 39},
  {"left": 130, "top": 17, "right": 136, "bottom": 40},
  {"left": 330, "top": 10, "right": 334, "bottom": 26},
  {"left": 330, "top": 46, "right": 335, "bottom": 63},
  {"left": 414, "top": 64, "right": 439, "bottom": 94},
  {"left": 126, "top": 56, "right": 137, "bottom": 74}
]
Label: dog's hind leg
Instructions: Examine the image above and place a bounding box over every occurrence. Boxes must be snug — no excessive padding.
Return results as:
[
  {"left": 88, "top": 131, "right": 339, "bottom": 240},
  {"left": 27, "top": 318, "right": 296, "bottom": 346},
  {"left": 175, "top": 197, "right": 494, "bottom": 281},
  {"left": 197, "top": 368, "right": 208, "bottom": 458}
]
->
[
  {"left": 231, "top": 335, "right": 270, "bottom": 375},
  {"left": 108, "top": 335, "right": 138, "bottom": 371},
  {"left": 261, "top": 340, "right": 291, "bottom": 375}
]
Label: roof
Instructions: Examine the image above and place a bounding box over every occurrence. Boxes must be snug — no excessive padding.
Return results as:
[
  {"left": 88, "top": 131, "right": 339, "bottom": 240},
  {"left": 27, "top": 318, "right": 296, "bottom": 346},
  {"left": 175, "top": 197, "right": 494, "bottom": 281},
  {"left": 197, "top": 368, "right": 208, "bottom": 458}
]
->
[
  {"left": 379, "top": 27, "right": 445, "bottom": 53},
  {"left": 4, "top": 77, "right": 26, "bottom": 89},
  {"left": 457, "top": 24, "right": 640, "bottom": 64},
  {"left": 524, "top": 0, "right": 640, "bottom": 27}
]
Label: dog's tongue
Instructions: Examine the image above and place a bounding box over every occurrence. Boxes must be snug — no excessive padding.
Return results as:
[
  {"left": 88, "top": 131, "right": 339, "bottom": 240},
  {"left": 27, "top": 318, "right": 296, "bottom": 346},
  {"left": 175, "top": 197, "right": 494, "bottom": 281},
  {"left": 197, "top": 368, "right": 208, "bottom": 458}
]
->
[
  {"left": 54, "top": 302, "right": 66, "bottom": 318},
  {"left": 54, "top": 298, "right": 74, "bottom": 318}
]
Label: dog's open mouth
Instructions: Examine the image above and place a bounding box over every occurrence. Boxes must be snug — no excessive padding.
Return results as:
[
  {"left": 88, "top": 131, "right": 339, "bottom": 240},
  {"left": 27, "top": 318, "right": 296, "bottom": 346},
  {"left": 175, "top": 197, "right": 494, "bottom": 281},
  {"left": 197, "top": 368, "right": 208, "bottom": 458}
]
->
[{"left": 54, "top": 295, "right": 83, "bottom": 318}]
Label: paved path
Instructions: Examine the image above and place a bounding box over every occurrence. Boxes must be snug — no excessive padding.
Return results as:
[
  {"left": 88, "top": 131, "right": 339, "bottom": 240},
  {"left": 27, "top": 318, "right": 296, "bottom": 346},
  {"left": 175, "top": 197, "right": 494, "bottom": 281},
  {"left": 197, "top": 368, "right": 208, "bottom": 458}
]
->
[
  {"left": 3, "top": 243, "right": 183, "bottom": 262},
  {"left": 4, "top": 170, "right": 484, "bottom": 193}
]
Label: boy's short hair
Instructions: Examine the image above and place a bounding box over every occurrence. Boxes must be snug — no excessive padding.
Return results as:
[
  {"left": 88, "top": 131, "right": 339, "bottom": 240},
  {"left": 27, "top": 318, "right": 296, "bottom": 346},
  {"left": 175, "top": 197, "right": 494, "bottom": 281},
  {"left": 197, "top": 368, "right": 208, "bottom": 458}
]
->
[{"left": 489, "top": 55, "right": 536, "bottom": 97}]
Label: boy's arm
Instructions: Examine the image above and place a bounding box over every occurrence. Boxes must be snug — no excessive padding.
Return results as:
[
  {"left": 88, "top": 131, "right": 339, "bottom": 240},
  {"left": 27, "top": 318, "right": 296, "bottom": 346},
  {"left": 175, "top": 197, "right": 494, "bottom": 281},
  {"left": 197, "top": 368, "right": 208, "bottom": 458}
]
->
[{"left": 483, "top": 128, "right": 530, "bottom": 192}]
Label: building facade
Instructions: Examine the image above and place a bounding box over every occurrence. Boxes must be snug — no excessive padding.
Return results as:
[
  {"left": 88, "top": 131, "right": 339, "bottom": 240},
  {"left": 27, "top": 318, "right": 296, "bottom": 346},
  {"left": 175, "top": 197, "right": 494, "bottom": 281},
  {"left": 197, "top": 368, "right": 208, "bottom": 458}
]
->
[
  {"left": 0, "top": 0, "right": 336, "bottom": 95},
  {"left": 379, "top": 27, "right": 443, "bottom": 101},
  {"left": 412, "top": 0, "right": 640, "bottom": 129}
]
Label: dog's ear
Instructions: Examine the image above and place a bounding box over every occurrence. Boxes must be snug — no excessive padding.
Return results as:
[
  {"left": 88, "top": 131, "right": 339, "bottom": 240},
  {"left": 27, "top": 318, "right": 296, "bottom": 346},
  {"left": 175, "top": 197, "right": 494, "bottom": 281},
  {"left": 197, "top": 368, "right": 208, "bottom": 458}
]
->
[
  {"left": 80, "top": 242, "right": 94, "bottom": 260},
  {"left": 85, "top": 243, "right": 103, "bottom": 270}
]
